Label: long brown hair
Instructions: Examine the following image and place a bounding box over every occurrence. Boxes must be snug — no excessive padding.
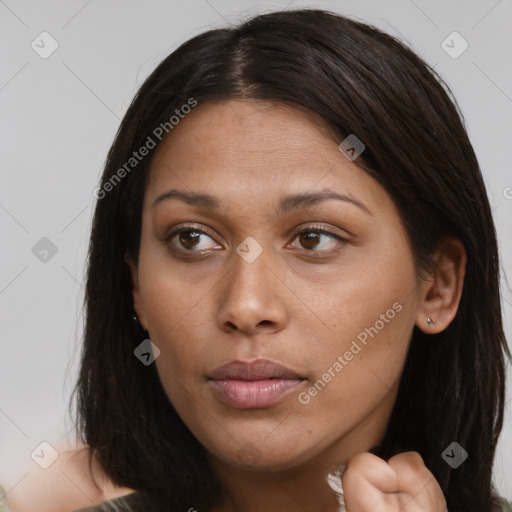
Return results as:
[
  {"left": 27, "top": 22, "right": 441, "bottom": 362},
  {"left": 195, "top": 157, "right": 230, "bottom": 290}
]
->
[{"left": 73, "top": 9, "right": 510, "bottom": 511}]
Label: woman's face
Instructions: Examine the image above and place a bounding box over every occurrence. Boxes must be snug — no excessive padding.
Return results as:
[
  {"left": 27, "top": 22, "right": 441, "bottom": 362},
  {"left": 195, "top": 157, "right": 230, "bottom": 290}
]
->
[{"left": 128, "top": 99, "right": 423, "bottom": 473}]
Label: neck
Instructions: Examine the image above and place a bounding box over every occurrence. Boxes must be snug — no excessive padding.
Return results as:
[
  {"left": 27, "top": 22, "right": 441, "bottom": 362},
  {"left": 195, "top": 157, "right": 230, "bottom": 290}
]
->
[{"left": 211, "top": 459, "right": 342, "bottom": 512}]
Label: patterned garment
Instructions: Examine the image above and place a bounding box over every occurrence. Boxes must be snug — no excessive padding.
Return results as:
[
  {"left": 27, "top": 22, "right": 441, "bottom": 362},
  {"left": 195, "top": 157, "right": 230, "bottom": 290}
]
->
[{"left": 327, "top": 463, "right": 347, "bottom": 511}]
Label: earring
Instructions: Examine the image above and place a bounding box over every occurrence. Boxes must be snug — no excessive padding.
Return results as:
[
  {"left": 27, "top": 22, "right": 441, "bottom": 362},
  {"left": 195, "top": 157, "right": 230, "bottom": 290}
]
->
[
  {"left": 426, "top": 317, "right": 435, "bottom": 325},
  {"left": 132, "top": 313, "right": 149, "bottom": 339}
]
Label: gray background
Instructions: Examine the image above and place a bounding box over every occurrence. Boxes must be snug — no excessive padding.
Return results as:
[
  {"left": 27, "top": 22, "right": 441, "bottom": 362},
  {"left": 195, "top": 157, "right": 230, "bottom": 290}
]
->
[{"left": 1, "top": 0, "right": 511, "bottom": 500}]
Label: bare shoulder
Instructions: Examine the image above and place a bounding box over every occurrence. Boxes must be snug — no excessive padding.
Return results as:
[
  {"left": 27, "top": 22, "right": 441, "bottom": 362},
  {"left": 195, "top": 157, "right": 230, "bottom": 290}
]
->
[{"left": 3, "top": 443, "right": 133, "bottom": 512}]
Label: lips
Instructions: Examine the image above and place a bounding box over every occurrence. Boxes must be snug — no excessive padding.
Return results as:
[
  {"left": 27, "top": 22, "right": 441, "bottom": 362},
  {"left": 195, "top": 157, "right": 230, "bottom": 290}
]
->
[
  {"left": 208, "top": 359, "right": 303, "bottom": 381},
  {"left": 208, "top": 359, "right": 305, "bottom": 409}
]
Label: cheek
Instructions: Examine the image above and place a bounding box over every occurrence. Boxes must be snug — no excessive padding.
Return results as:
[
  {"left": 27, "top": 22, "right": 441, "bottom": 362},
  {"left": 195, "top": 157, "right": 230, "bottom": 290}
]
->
[
  {"left": 312, "top": 257, "right": 415, "bottom": 362},
  {"left": 138, "top": 248, "right": 204, "bottom": 339},
  {"left": 137, "top": 271, "right": 208, "bottom": 387},
  {"left": 302, "top": 245, "right": 417, "bottom": 405},
  {"left": 297, "top": 304, "right": 413, "bottom": 442}
]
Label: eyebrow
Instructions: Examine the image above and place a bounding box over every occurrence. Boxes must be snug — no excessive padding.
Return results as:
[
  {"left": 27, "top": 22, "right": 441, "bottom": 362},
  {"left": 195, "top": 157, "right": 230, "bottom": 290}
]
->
[{"left": 151, "top": 188, "right": 371, "bottom": 216}]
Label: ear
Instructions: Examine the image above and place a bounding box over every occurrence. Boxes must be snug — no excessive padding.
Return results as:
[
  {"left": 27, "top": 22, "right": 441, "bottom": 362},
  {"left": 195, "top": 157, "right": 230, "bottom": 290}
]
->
[
  {"left": 124, "top": 252, "right": 148, "bottom": 331},
  {"left": 415, "top": 237, "right": 467, "bottom": 334}
]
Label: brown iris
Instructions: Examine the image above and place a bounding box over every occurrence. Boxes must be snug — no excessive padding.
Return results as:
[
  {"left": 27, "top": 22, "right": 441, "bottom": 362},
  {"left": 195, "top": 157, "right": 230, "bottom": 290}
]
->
[{"left": 179, "top": 230, "right": 202, "bottom": 250}]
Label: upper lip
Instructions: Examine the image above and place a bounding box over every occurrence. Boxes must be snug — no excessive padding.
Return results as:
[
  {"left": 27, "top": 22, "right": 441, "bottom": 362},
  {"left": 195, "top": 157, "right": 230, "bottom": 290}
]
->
[{"left": 208, "top": 359, "right": 304, "bottom": 381}]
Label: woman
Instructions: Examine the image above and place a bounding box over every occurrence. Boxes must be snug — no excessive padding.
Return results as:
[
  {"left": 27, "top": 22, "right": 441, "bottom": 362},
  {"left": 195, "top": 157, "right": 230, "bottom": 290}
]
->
[{"left": 2, "top": 7, "right": 510, "bottom": 512}]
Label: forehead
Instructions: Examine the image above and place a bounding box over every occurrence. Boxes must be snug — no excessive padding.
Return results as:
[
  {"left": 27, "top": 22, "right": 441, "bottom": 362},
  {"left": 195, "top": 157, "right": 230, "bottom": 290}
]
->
[
  {"left": 149, "top": 100, "right": 335, "bottom": 179},
  {"left": 144, "top": 99, "right": 384, "bottom": 214},
  {"left": 156, "top": 99, "right": 337, "bottom": 150}
]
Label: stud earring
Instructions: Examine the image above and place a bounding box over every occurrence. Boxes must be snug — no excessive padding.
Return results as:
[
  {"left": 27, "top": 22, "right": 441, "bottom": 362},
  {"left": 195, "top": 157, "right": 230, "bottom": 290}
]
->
[
  {"left": 132, "top": 313, "right": 149, "bottom": 339},
  {"left": 426, "top": 317, "right": 435, "bottom": 325}
]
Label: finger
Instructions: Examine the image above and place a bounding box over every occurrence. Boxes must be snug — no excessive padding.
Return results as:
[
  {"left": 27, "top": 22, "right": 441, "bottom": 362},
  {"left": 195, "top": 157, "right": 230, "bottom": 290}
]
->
[
  {"left": 387, "top": 452, "right": 431, "bottom": 495},
  {"left": 342, "top": 467, "right": 386, "bottom": 512},
  {"left": 387, "top": 452, "right": 447, "bottom": 512},
  {"left": 344, "top": 452, "right": 398, "bottom": 494}
]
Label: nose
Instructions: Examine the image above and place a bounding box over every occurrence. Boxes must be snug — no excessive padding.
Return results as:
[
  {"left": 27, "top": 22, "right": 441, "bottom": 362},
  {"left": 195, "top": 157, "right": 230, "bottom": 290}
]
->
[{"left": 216, "top": 245, "right": 288, "bottom": 337}]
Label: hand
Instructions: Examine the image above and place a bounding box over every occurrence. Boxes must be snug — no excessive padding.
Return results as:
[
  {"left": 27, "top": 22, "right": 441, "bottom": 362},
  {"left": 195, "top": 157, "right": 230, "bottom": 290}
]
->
[{"left": 342, "top": 451, "right": 448, "bottom": 512}]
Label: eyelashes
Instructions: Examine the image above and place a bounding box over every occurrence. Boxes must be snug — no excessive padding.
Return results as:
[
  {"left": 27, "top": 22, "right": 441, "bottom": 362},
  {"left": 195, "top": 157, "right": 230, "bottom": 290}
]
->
[
  {"left": 163, "top": 223, "right": 349, "bottom": 258},
  {"left": 286, "top": 226, "right": 348, "bottom": 253},
  {"left": 165, "top": 227, "right": 222, "bottom": 254}
]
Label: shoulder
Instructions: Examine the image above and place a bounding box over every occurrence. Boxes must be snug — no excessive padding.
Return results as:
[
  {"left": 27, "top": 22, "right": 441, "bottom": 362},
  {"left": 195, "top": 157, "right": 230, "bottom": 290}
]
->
[
  {"left": 0, "top": 485, "right": 9, "bottom": 512},
  {"left": 492, "top": 493, "right": 512, "bottom": 512},
  {"left": 1, "top": 482, "right": 140, "bottom": 512},
  {"left": 71, "top": 491, "right": 151, "bottom": 512},
  {"left": 0, "top": 445, "right": 133, "bottom": 512}
]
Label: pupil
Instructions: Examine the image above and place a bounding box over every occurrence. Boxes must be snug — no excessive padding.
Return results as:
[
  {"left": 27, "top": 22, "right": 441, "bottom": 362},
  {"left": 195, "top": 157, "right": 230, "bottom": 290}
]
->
[
  {"left": 301, "top": 231, "right": 319, "bottom": 249},
  {"left": 180, "top": 230, "right": 200, "bottom": 249}
]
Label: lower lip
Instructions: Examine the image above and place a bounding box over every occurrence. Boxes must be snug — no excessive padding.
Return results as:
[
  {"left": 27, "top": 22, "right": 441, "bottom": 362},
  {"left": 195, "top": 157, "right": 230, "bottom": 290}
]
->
[{"left": 209, "top": 378, "right": 304, "bottom": 409}]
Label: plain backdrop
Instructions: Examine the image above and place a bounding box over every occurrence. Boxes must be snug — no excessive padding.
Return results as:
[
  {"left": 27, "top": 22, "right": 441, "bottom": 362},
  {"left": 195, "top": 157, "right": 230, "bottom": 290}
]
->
[{"left": 1, "top": 0, "right": 511, "bottom": 501}]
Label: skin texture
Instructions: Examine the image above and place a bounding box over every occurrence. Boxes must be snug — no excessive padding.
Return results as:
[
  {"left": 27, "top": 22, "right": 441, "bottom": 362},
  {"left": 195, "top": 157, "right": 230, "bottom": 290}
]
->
[{"left": 125, "top": 99, "right": 465, "bottom": 512}]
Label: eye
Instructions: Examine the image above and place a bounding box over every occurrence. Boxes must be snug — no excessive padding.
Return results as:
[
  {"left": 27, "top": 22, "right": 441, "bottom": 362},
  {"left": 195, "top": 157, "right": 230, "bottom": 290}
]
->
[
  {"left": 165, "top": 226, "right": 221, "bottom": 254},
  {"left": 163, "top": 223, "right": 348, "bottom": 257},
  {"left": 288, "top": 225, "right": 348, "bottom": 253}
]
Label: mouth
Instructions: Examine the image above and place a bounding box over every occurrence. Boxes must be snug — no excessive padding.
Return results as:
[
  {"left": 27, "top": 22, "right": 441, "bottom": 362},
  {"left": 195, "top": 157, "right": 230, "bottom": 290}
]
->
[{"left": 207, "top": 359, "right": 306, "bottom": 409}]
